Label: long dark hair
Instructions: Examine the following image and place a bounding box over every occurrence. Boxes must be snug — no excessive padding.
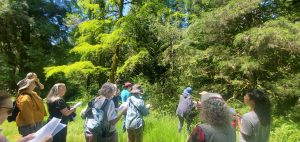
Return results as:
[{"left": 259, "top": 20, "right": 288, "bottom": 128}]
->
[{"left": 247, "top": 89, "right": 271, "bottom": 126}]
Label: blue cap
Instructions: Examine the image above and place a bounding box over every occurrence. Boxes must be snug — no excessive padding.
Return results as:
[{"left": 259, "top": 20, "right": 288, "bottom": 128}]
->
[{"left": 183, "top": 87, "right": 192, "bottom": 95}]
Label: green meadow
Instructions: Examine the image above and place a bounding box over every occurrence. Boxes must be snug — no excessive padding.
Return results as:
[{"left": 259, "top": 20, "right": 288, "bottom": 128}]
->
[
  {"left": 2, "top": 106, "right": 189, "bottom": 142},
  {"left": 2, "top": 100, "right": 300, "bottom": 142}
]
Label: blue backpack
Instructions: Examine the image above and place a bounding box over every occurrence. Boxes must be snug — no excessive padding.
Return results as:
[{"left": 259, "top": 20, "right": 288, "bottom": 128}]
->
[{"left": 84, "top": 98, "right": 109, "bottom": 135}]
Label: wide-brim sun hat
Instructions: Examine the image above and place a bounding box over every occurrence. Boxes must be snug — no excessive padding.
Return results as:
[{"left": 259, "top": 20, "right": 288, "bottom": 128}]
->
[
  {"left": 130, "top": 84, "right": 143, "bottom": 94},
  {"left": 18, "top": 78, "right": 35, "bottom": 92}
]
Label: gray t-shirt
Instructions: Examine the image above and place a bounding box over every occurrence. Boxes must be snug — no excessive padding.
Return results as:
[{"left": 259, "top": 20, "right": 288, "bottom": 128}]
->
[
  {"left": 200, "top": 124, "right": 236, "bottom": 142},
  {"left": 176, "top": 94, "right": 194, "bottom": 117},
  {"left": 239, "top": 111, "right": 270, "bottom": 142}
]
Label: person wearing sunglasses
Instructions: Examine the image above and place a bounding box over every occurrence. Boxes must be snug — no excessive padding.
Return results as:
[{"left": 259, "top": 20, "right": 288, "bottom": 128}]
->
[{"left": 0, "top": 90, "right": 52, "bottom": 142}]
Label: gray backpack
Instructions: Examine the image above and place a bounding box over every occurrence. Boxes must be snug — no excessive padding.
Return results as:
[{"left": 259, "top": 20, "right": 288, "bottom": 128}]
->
[{"left": 84, "top": 99, "right": 109, "bottom": 135}]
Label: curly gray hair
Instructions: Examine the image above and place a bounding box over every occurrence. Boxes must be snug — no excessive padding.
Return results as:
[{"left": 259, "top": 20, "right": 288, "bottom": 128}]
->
[
  {"left": 98, "top": 82, "right": 116, "bottom": 99},
  {"left": 200, "top": 97, "right": 230, "bottom": 126}
]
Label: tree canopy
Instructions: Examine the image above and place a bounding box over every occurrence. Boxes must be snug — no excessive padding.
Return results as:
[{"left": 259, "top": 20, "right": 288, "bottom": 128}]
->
[{"left": 0, "top": 0, "right": 299, "bottom": 120}]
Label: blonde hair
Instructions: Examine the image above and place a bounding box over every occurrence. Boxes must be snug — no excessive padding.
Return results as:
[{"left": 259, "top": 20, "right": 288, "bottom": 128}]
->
[{"left": 46, "top": 83, "right": 65, "bottom": 103}]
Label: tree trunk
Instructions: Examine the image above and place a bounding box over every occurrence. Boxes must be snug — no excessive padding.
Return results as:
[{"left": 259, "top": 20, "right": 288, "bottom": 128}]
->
[
  {"left": 109, "top": 49, "right": 118, "bottom": 83},
  {"left": 118, "top": 0, "right": 124, "bottom": 19},
  {"left": 109, "top": 0, "right": 124, "bottom": 83}
]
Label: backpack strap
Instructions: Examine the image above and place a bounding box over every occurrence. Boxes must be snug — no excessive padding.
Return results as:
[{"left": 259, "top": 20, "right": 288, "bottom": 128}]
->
[
  {"left": 87, "top": 98, "right": 109, "bottom": 114},
  {"left": 129, "top": 97, "right": 142, "bottom": 115},
  {"left": 89, "top": 98, "right": 109, "bottom": 109},
  {"left": 100, "top": 99, "right": 109, "bottom": 111},
  {"left": 87, "top": 98, "right": 96, "bottom": 108}
]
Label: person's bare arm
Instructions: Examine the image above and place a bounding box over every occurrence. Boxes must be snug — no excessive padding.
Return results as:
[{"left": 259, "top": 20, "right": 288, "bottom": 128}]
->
[
  {"left": 60, "top": 107, "right": 76, "bottom": 116},
  {"left": 109, "top": 108, "right": 126, "bottom": 125},
  {"left": 35, "top": 78, "right": 44, "bottom": 90}
]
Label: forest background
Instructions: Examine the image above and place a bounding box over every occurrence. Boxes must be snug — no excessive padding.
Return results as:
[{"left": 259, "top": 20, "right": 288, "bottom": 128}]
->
[{"left": 0, "top": 0, "right": 300, "bottom": 141}]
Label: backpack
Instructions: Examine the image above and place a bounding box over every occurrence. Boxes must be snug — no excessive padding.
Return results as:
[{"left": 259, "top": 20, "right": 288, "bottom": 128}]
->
[
  {"left": 84, "top": 98, "right": 109, "bottom": 136},
  {"left": 7, "top": 100, "right": 19, "bottom": 122},
  {"left": 7, "top": 93, "right": 31, "bottom": 122}
]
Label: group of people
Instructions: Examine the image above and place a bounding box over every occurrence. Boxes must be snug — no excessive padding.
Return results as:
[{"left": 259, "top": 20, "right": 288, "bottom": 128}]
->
[
  {"left": 0, "top": 72, "right": 150, "bottom": 142},
  {"left": 0, "top": 73, "right": 52, "bottom": 142},
  {"left": 16, "top": 73, "right": 77, "bottom": 142},
  {"left": 176, "top": 87, "right": 271, "bottom": 142},
  {"left": 0, "top": 72, "right": 272, "bottom": 142},
  {"left": 81, "top": 82, "right": 150, "bottom": 142}
]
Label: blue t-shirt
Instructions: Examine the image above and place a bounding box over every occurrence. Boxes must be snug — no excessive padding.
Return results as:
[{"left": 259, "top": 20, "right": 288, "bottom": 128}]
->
[{"left": 121, "top": 89, "right": 131, "bottom": 103}]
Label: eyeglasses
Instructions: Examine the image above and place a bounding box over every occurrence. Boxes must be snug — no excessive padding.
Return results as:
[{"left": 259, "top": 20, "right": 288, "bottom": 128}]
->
[{"left": 0, "top": 107, "right": 13, "bottom": 114}]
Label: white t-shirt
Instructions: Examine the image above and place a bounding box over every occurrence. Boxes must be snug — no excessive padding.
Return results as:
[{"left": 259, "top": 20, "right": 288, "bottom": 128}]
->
[{"left": 239, "top": 111, "right": 270, "bottom": 142}]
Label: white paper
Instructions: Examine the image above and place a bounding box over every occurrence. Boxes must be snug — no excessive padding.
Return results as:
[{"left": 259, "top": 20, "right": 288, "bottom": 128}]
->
[
  {"left": 52, "top": 123, "right": 66, "bottom": 136},
  {"left": 28, "top": 117, "right": 65, "bottom": 142},
  {"left": 73, "top": 102, "right": 82, "bottom": 108},
  {"left": 146, "top": 104, "right": 151, "bottom": 109},
  {"left": 118, "top": 102, "right": 128, "bottom": 111}
]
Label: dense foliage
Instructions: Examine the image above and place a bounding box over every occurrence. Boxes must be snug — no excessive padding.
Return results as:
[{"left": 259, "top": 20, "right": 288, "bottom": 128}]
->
[{"left": 1, "top": 0, "right": 299, "bottom": 121}]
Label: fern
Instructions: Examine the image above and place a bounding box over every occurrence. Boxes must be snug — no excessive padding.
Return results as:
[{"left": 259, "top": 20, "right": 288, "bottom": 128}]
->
[
  {"left": 117, "top": 50, "right": 150, "bottom": 77},
  {"left": 270, "top": 123, "right": 300, "bottom": 142},
  {"left": 44, "top": 61, "right": 109, "bottom": 79}
]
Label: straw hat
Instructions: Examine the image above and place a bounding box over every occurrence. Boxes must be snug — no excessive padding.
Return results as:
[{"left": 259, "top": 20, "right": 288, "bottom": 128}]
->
[
  {"left": 130, "top": 84, "right": 143, "bottom": 94},
  {"left": 18, "top": 79, "right": 35, "bottom": 92}
]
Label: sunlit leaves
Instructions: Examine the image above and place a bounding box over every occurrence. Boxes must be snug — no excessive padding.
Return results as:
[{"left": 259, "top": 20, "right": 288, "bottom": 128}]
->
[
  {"left": 75, "top": 19, "right": 112, "bottom": 44},
  {"left": 188, "top": 0, "right": 260, "bottom": 47},
  {"left": 234, "top": 17, "right": 300, "bottom": 53},
  {"left": 117, "top": 50, "right": 150, "bottom": 77},
  {"left": 44, "top": 61, "right": 109, "bottom": 79}
]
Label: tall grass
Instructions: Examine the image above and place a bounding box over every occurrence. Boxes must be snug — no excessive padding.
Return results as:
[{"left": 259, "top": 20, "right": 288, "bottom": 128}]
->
[
  {"left": 269, "top": 117, "right": 300, "bottom": 142},
  {"left": 2, "top": 105, "right": 300, "bottom": 142},
  {"left": 2, "top": 106, "right": 189, "bottom": 142}
]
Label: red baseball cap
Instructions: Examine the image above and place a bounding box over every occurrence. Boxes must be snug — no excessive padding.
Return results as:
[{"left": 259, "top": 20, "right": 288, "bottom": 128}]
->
[{"left": 124, "top": 82, "right": 132, "bottom": 88}]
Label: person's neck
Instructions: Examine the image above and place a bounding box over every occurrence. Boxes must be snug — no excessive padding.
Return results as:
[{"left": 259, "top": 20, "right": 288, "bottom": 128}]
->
[
  {"left": 21, "top": 90, "right": 33, "bottom": 95},
  {"left": 250, "top": 104, "right": 255, "bottom": 111}
]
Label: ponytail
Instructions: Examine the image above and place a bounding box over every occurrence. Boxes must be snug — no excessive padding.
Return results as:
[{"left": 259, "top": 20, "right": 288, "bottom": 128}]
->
[{"left": 247, "top": 89, "right": 271, "bottom": 126}]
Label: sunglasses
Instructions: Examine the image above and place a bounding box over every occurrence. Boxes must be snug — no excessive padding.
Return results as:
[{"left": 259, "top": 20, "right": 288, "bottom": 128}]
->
[{"left": 0, "top": 107, "right": 13, "bottom": 114}]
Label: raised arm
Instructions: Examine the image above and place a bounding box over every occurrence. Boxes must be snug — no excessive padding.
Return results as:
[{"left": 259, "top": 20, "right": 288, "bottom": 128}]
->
[{"left": 35, "top": 78, "right": 44, "bottom": 90}]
